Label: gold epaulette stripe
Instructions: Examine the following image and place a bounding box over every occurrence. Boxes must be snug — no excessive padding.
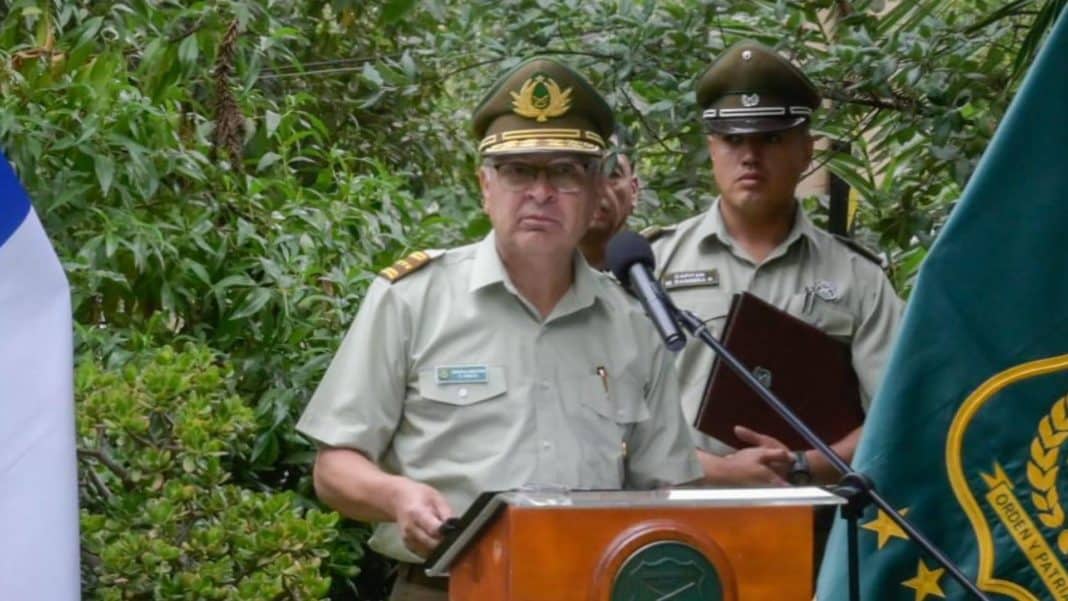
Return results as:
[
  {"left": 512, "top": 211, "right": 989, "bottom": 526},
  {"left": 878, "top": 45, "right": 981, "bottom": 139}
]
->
[
  {"left": 640, "top": 225, "right": 676, "bottom": 243},
  {"left": 378, "top": 250, "right": 437, "bottom": 283}
]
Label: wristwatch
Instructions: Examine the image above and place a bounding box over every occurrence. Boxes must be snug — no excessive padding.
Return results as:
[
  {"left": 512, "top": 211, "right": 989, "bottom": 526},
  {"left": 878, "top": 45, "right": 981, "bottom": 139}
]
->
[{"left": 788, "top": 450, "right": 812, "bottom": 485}]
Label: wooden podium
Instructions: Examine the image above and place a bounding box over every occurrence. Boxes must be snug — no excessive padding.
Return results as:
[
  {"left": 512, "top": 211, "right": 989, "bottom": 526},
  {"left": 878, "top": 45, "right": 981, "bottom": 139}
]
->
[{"left": 425, "top": 487, "right": 845, "bottom": 601}]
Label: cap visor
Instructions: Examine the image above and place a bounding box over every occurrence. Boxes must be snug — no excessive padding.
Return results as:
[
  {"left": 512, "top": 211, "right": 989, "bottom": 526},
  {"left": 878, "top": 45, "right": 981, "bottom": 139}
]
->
[{"left": 703, "top": 116, "right": 807, "bottom": 135}]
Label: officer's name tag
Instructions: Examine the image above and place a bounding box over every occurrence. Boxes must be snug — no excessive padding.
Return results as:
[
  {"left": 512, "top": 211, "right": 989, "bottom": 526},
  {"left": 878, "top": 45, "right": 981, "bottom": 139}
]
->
[
  {"left": 435, "top": 365, "right": 489, "bottom": 385},
  {"left": 662, "top": 270, "right": 719, "bottom": 290}
]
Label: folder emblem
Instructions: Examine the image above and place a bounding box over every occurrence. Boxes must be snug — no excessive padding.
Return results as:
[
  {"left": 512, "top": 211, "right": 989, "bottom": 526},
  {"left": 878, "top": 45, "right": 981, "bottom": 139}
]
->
[{"left": 752, "top": 366, "right": 772, "bottom": 389}]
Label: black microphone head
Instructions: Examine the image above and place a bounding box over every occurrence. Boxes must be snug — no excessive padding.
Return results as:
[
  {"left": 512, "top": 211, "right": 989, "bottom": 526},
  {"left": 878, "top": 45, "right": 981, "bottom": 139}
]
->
[{"left": 606, "top": 230, "right": 655, "bottom": 287}]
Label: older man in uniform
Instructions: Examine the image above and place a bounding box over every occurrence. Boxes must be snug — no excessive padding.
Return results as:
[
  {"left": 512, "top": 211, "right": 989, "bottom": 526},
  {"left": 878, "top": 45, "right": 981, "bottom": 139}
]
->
[
  {"left": 648, "top": 41, "right": 904, "bottom": 487},
  {"left": 298, "top": 57, "right": 701, "bottom": 601},
  {"left": 579, "top": 137, "right": 639, "bottom": 270}
]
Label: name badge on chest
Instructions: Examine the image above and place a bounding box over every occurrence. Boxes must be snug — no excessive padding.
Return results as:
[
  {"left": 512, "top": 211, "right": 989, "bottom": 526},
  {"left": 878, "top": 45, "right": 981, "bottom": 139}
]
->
[
  {"left": 662, "top": 269, "right": 720, "bottom": 290},
  {"left": 435, "top": 365, "right": 489, "bottom": 385}
]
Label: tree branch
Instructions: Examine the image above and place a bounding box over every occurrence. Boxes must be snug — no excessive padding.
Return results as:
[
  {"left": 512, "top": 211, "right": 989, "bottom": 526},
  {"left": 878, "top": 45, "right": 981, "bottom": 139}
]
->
[
  {"left": 83, "top": 466, "right": 114, "bottom": 503},
  {"left": 533, "top": 48, "right": 620, "bottom": 61},
  {"left": 801, "top": 107, "right": 881, "bottom": 181},
  {"left": 78, "top": 447, "right": 133, "bottom": 487},
  {"left": 168, "top": 17, "right": 206, "bottom": 44},
  {"left": 821, "top": 88, "right": 930, "bottom": 115},
  {"left": 617, "top": 86, "right": 675, "bottom": 154}
]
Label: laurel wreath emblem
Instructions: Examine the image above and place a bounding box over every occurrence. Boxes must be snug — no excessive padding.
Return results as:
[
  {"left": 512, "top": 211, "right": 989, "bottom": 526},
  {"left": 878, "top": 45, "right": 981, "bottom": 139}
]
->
[
  {"left": 1028, "top": 394, "right": 1068, "bottom": 554},
  {"left": 510, "top": 75, "right": 572, "bottom": 122}
]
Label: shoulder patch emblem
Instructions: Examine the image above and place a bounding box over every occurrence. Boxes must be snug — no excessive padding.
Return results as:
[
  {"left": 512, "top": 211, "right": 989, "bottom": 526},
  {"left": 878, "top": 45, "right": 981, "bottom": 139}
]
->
[
  {"left": 833, "top": 234, "right": 884, "bottom": 267},
  {"left": 378, "top": 250, "right": 442, "bottom": 283},
  {"left": 640, "top": 225, "right": 676, "bottom": 244}
]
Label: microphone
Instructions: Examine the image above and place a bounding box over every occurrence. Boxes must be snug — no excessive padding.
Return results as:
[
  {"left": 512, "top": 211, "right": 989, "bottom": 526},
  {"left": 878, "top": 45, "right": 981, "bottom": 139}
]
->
[{"left": 606, "top": 230, "right": 686, "bottom": 352}]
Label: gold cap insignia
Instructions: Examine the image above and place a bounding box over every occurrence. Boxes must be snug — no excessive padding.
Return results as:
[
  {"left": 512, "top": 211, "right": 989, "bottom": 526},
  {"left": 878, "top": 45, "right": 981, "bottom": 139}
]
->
[{"left": 510, "top": 74, "right": 572, "bottom": 122}]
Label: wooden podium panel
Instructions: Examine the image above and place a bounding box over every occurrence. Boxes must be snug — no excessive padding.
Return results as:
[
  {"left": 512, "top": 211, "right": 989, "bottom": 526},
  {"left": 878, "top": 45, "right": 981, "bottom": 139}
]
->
[{"left": 447, "top": 497, "right": 818, "bottom": 601}]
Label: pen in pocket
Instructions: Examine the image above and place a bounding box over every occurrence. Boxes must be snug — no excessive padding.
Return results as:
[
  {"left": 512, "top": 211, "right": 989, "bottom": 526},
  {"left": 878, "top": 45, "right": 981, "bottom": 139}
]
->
[{"left": 595, "top": 365, "right": 608, "bottom": 393}]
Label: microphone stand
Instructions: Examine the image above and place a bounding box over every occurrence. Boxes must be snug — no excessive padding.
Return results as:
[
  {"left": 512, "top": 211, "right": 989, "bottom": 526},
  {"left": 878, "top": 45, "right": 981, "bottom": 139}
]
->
[{"left": 672, "top": 307, "right": 991, "bottom": 601}]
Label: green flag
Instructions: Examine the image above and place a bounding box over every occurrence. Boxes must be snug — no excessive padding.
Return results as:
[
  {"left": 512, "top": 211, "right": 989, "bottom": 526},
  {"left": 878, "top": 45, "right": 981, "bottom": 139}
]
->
[{"left": 817, "top": 9, "right": 1068, "bottom": 601}]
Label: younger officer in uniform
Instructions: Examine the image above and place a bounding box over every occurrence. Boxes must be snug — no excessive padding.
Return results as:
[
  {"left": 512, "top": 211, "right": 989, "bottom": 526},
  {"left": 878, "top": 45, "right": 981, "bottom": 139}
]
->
[
  {"left": 648, "top": 41, "right": 904, "bottom": 487},
  {"left": 298, "top": 57, "right": 701, "bottom": 601},
  {"left": 579, "top": 135, "right": 639, "bottom": 270}
]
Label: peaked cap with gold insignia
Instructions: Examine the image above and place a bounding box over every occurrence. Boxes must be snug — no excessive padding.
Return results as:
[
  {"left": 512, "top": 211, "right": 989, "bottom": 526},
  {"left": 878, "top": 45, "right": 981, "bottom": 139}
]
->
[
  {"left": 472, "top": 57, "right": 614, "bottom": 157},
  {"left": 696, "top": 40, "right": 821, "bottom": 135}
]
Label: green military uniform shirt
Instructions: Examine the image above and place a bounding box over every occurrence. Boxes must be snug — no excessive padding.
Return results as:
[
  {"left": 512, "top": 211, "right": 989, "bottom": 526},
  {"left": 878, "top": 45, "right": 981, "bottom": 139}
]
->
[
  {"left": 297, "top": 232, "right": 701, "bottom": 562},
  {"left": 650, "top": 199, "right": 904, "bottom": 455}
]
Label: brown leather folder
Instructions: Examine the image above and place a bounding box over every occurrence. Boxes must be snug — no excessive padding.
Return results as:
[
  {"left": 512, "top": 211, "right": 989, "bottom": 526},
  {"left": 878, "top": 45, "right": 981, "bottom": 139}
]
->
[{"left": 695, "top": 292, "right": 863, "bottom": 449}]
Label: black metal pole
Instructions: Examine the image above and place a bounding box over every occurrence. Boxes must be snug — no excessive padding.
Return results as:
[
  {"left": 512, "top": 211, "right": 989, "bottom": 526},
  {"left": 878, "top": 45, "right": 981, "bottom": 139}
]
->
[
  {"left": 828, "top": 140, "right": 852, "bottom": 237},
  {"left": 673, "top": 308, "right": 991, "bottom": 601},
  {"left": 836, "top": 474, "right": 871, "bottom": 601}
]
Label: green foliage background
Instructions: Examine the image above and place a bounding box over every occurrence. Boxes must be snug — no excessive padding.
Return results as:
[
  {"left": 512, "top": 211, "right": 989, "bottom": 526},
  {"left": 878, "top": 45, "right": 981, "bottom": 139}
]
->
[{"left": 0, "top": 0, "right": 1062, "bottom": 598}]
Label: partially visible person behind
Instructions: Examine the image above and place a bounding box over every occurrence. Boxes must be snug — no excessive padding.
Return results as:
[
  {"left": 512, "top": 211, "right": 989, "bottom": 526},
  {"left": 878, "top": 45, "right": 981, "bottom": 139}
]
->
[
  {"left": 648, "top": 40, "right": 904, "bottom": 488},
  {"left": 579, "top": 135, "right": 639, "bottom": 270},
  {"left": 298, "top": 57, "right": 701, "bottom": 601}
]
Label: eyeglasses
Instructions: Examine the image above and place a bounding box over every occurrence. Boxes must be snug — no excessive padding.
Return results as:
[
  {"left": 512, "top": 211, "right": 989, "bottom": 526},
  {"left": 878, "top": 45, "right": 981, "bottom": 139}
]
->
[{"left": 490, "top": 160, "right": 593, "bottom": 193}]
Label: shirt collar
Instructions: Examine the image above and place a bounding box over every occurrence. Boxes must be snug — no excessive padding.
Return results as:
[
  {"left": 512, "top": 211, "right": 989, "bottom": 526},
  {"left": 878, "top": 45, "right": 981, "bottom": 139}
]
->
[
  {"left": 469, "top": 231, "right": 510, "bottom": 293},
  {"left": 697, "top": 197, "right": 818, "bottom": 252},
  {"left": 561, "top": 251, "right": 601, "bottom": 315},
  {"left": 468, "top": 231, "right": 604, "bottom": 315}
]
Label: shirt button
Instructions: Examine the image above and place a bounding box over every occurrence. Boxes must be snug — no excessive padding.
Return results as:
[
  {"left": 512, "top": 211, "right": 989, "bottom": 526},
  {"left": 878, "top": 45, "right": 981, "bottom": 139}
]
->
[
  {"left": 541, "top": 441, "right": 552, "bottom": 450},
  {"left": 457, "top": 388, "right": 468, "bottom": 399},
  {"left": 538, "top": 381, "right": 550, "bottom": 390}
]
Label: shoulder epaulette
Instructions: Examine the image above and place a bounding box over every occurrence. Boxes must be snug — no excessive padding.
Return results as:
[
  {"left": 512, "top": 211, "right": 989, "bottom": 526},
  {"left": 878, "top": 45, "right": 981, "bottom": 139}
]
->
[
  {"left": 833, "top": 234, "right": 884, "bottom": 267},
  {"left": 640, "top": 225, "right": 676, "bottom": 243},
  {"left": 378, "top": 250, "right": 443, "bottom": 283}
]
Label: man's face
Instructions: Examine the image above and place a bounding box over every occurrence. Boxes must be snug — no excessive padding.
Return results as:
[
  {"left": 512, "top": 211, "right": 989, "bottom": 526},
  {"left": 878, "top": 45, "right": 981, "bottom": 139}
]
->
[
  {"left": 587, "top": 153, "right": 638, "bottom": 240},
  {"left": 478, "top": 153, "right": 599, "bottom": 258},
  {"left": 707, "top": 126, "right": 813, "bottom": 219}
]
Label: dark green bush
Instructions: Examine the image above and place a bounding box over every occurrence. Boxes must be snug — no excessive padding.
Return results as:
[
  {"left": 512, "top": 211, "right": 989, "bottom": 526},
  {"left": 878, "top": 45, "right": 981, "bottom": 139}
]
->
[{"left": 77, "top": 345, "right": 336, "bottom": 599}]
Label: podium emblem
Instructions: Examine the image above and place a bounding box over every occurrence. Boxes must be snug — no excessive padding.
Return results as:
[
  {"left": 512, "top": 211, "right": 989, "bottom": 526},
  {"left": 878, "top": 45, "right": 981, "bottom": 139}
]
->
[{"left": 611, "top": 541, "right": 722, "bottom": 601}]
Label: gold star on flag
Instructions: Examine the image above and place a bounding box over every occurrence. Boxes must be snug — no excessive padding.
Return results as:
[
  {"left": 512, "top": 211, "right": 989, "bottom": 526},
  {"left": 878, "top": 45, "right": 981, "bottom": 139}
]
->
[
  {"left": 862, "top": 507, "right": 910, "bottom": 549},
  {"left": 902, "top": 559, "right": 946, "bottom": 601}
]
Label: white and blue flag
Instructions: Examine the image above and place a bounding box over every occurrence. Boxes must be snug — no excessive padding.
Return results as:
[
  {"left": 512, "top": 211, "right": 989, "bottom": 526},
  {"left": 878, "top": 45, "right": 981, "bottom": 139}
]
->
[{"left": 0, "top": 152, "right": 80, "bottom": 599}]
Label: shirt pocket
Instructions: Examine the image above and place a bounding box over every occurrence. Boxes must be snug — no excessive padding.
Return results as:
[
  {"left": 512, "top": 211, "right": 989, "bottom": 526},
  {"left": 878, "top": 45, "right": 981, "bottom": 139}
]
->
[
  {"left": 784, "top": 292, "right": 855, "bottom": 340},
  {"left": 570, "top": 371, "right": 651, "bottom": 488},
  {"left": 404, "top": 366, "right": 510, "bottom": 463},
  {"left": 416, "top": 366, "right": 508, "bottom": 406}
]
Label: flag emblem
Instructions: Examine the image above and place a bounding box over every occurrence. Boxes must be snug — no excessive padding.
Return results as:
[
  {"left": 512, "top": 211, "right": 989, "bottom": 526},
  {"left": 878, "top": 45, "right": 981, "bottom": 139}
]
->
[{"left": 948, "top": 355, "right": 1068, "bottom": 600}]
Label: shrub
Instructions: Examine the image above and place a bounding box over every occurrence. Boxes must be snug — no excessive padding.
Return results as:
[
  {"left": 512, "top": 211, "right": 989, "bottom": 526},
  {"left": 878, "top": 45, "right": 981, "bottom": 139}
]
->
[{"left": 77, "top": 345, "right": 337, "bottom": 600}]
